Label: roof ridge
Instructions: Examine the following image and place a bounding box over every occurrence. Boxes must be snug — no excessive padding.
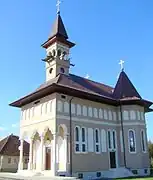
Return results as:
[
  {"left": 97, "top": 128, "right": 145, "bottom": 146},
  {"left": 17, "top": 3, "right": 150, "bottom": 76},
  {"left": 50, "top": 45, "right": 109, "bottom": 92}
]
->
[{"left": 69, "top": 73, "right": 114, "bottom": 90}]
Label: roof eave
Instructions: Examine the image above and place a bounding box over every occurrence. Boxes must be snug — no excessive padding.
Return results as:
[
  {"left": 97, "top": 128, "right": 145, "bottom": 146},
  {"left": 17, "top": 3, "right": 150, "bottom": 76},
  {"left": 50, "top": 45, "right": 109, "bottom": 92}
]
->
[
  {"left": 9, "top": 83, "right": 58, "bottom": 108},
  {"left": 119, "top": 98, "right": 153, "bottom": 112},
  {"left": 41, "top": 36, "right": 75, "bottom": 49},
  {"left": 9, "top": 83, "right": 118, "bottom": 108}
]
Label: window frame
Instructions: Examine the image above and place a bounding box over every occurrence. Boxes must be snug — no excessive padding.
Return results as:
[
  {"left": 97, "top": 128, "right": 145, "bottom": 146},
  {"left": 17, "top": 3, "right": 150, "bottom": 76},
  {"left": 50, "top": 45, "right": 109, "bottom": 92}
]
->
[
  {"left": 94, "top": 129, "right": 100, "bottom": 153},
  {"left": 107, "top": 130, "right": 112, "bottom": 150},
  {"left": 141, "top": 129, "right": 147, "bottom": 153},
  {"left": 74, "top": 126, "right": 81, "bottom": 153},
  {"left": 128, "top": 129, "right": 136, "bottom": 153},
  {"left": 81, "top": 127, "right": 87, "bottom": 153}
]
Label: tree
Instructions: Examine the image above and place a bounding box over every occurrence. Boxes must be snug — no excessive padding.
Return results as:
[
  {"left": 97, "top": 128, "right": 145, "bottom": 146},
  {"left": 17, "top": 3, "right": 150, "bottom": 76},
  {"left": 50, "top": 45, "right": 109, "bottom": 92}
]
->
[
  {"left": 148, "top": 141, "right": 153, "bottom": 168},
  {"left": 148, "top": 141, "right": 153, "bottom": 158}
]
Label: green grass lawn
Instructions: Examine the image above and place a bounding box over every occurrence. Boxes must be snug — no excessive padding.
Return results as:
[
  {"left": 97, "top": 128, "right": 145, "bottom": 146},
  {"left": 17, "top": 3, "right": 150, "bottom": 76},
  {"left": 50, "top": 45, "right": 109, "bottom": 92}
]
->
[{"left": 117, "top": 178, "right": 153, "bottom": 180}]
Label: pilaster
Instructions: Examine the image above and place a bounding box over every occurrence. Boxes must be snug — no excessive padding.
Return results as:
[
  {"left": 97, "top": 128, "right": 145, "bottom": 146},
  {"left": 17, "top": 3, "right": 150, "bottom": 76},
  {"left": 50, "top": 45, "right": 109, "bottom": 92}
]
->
[
  {"left": 28, "top": 138, "right": 33, "bottom": 170},
  {"left": 18, "top": 138, "right": 24, "bottom": 170}
]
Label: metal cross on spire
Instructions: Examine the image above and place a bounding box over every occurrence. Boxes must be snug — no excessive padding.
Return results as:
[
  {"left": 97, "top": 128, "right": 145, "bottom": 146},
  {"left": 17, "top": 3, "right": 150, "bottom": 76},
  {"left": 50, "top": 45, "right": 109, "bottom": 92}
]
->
[
  {"left": 56, "top": 0, "right": 61, "bottom": 14},
  {"left": 119, "top": 59, "right": 125, "bottom": 71}
]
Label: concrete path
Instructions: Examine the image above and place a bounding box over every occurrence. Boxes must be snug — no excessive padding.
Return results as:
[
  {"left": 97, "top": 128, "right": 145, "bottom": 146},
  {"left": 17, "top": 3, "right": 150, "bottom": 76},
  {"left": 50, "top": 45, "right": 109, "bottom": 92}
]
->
[{"left": 0, "top": 173, "right": 78, "bottom": 180}]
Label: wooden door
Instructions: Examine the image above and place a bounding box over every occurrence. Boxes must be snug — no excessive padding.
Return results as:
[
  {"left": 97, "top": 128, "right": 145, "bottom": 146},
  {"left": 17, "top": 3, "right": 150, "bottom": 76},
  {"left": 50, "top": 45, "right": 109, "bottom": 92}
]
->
[
  {"left": 45, "top": 147, "right": 51, "bottom": 170},
  {"left": 109, "top": 151, "right": 116, "bottom": 169}
]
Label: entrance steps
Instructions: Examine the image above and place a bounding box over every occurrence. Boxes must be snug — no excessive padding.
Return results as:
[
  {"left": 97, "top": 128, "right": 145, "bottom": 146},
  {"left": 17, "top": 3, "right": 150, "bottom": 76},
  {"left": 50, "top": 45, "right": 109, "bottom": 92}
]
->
[{"left": 103, "top": 167, "right": 135, "bottom": 178}]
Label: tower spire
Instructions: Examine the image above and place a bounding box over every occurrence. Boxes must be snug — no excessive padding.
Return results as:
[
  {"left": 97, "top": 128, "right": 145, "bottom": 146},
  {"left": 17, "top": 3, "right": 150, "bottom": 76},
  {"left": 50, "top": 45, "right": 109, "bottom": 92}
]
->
[{"left": 56, "top": 0, "right": 61, "bottom": 15}]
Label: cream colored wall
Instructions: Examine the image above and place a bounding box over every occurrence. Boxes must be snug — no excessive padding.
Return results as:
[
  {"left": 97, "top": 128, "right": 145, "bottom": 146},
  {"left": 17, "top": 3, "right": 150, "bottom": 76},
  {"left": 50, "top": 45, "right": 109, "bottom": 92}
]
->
[
  {"left": 19, "top": 91, "right": 149, "bottom": 173},
  {"left": 20, "top": 93, "right": 57, "bottom": 139},
  {"left": 56, "top": 94, "right": 149, "bottom": 173},
  {"left": 0, "top": 155, "right": 28, "bottom": 172},
  {"left": 46, "top": 42, "right": 70, "bottom": 81}
]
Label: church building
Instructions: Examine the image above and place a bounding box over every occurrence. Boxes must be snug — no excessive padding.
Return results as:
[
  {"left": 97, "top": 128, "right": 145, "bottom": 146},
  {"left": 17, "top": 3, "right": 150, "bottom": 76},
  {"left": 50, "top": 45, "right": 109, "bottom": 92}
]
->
[{"left": 10, "top": 3, "right": 153, "bottom": 179}]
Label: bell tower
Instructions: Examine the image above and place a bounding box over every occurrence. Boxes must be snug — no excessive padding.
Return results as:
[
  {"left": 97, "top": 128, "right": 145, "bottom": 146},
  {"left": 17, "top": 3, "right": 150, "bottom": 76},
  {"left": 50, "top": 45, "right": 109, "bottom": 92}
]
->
[{"left": 41, "top": 9, "right": 75, "bottom": 81}]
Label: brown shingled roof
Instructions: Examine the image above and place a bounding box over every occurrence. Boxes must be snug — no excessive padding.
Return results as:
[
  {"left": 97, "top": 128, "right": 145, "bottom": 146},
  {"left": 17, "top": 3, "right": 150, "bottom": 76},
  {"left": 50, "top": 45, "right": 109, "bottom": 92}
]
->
[
  {"left": 0, "top": 134, "right": 29, "bottom": 156},
  {"left": 9, "top": 72, "right": 153, "bottom": 112},
  {"left": 49, "top": 14, "right": 68, "bottom": 39},
  {"left": 113, "top": 71, "right": 141, "bottom": 99}
]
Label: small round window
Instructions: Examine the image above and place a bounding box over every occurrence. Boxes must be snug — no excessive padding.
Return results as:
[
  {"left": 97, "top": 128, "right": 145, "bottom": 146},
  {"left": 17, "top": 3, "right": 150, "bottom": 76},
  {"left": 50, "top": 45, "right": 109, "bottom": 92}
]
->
[
  {"left": 49, "top": 68, "right": 53, "bottom": 74},
  {"left": 60, "top": 67, "right": 65, "bottom": 73}
]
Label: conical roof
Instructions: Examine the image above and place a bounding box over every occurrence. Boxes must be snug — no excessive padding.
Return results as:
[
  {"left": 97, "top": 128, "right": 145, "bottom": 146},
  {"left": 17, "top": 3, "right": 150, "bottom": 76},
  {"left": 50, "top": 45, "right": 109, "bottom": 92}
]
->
[
  {"left": 113, "top": 71, "right": 141, "bottom": 99},
  {"left": 49, "top": 14, "right": 68, "bottom": 39}
]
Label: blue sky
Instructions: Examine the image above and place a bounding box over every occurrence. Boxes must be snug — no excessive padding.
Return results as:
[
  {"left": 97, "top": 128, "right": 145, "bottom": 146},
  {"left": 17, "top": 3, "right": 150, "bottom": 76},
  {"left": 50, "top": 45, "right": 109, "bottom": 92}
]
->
[{"left": 0, "top": 0, "right": 153, "bottom": 140}]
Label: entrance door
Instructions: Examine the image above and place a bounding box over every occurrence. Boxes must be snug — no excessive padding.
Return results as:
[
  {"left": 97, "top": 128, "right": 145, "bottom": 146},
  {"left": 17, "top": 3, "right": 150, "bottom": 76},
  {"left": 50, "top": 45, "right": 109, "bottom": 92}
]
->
[
  {"left": 45, "top": 147, "right": 51, "bottom": 170},
  {"left": 109, "top": 151, "right": 116, "bottom": 168}
]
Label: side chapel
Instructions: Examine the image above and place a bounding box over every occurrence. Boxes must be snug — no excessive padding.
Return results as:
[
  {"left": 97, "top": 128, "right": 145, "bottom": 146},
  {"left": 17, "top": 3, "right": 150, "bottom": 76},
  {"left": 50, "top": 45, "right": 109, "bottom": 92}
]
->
[{"left": 10, "top": 2, "right": 153, "bottom": 179}]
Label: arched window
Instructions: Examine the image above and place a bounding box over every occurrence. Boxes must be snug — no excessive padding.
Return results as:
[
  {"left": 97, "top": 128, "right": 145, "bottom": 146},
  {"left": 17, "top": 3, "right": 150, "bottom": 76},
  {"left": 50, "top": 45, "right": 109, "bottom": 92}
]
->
[
  {"left": 137, "top": 110, "right": 141, "bottom": 120},
  {"left": 99, "top": 109, "right": 103, "bottom": 119},
  {"left": 52, "top": 49, "right": 56, "bottom": 56},
  {"left": 75, "top": 127, "right": 80, "bottom": 152},
  {"left": 123, "top": 110, "right": 129, "bottom": 120},
  {"left": 95, "top": 129, "right": 100, "bottom": 153},
  {"left": 94, "top": 108, "right": 98, "bottom": 118},
  {"left": 112, "top": 130, "right": 116, "bottom": 149},
  {"left": 57, "top": 49, "right": 62, "bottom": 57},
  {"left": 88, "top": 107, "right": 93, "bottom": 117},
  {"left": 130, "top": 110, "right": 136, "bottom": 120},
  {"left": 60, "top": 67, "right": 65, "bottom": 73},
  {"left": 101, "top": 129, "right": 107, "bottom": 152},
  {"left": 82, "top": 106, "right": 87, "bottom": 116},
  {"left": 64, "top": 102, "right": 69, "bottom": 113},
  {"left": 107, "top": 130, "right": 111, "bottom": 149},
  {"left": 104, "top": 109, "right": 108, "bottom": 119},
  {"left": 77, "top": 104, "right": 81, "bottom": 115},
  {"left": 71, "top": 103, "right": 76, "bottom": 114},
  {"left": 81, "top": 127, "right": 87, "bottom": 152},
  {"left": 108, "top": 110, "right": 112, "bottom": 120},
  {"left": 57, "top": 101, "right": 63, "bottom": 112},
  {"left": 141, "top": 130, "right": 146, "bottom": 152},
  {"left": 128, "top": 130, "right": 136, "bottom": 153}
]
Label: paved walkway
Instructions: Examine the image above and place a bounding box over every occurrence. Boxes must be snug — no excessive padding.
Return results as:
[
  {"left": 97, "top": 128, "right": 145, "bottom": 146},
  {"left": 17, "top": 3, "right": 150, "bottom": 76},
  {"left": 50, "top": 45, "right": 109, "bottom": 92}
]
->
[{"left": 0, "top": 173, "right": 78, "bottom": 180}]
